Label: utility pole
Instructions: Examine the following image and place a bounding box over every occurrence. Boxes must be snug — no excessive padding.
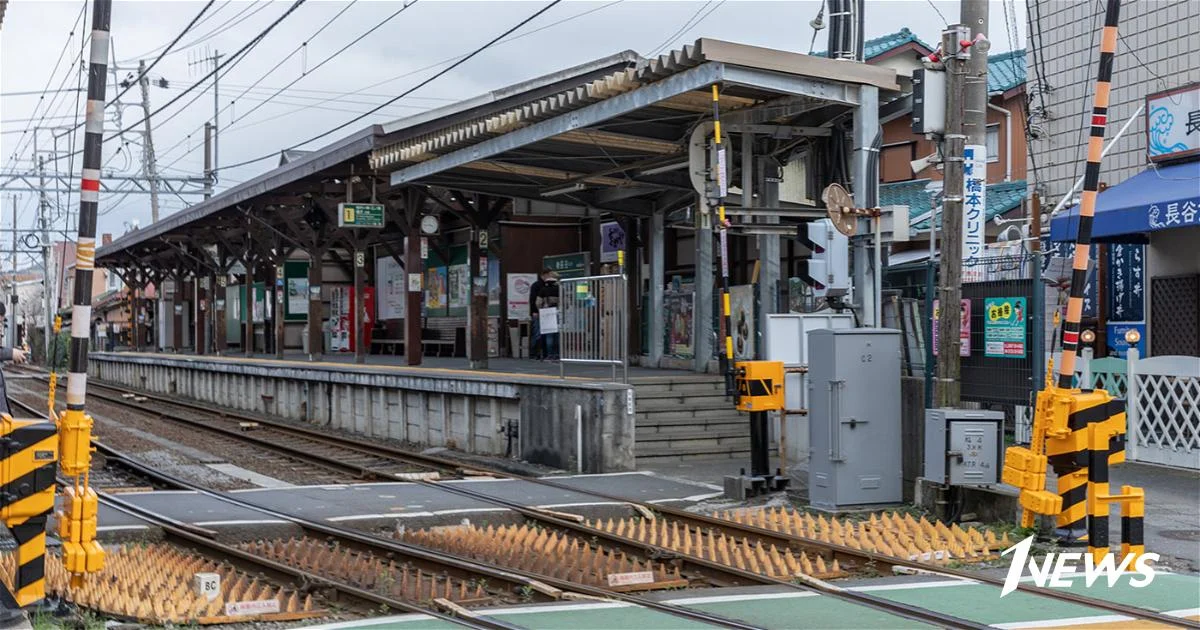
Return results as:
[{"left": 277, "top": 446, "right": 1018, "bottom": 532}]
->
[
  {"left": 962, "top": 1, "right": 990, "bottom": 150},
  {"left": 38, "top": 153, "right": 52, "bottom": 363},
  {"left": 934, "top": 25, "right": 971, "bottom": 408},
  {"left": 7, "top": 196, "right": 16, "bottom": 349},
  {"left": 203, "top": 122, "right": 214, "bottom": 200},
  {"left": 137, "top": 59, "right": 162, "bottom": 223},
  {"left": 190, "top": 49, "right": 222, "bottom": 185}
]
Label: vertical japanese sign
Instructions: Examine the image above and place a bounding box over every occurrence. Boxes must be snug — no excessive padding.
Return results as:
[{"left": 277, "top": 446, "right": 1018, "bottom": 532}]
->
[
  {"left": 962, "top": 144, "right": 987, "bottom": 282},
  {"left": 932, "top": 298, "right": 971, "bottom": 357},
  {"left": 1106, "top": 243, "right": 1144, "bottom": 322},
  {"left": 599, "top": 222, "right": 625, "bottom": 263},
  {"left": 984, "top": 297, "right": 1027, "bottom": 358}
]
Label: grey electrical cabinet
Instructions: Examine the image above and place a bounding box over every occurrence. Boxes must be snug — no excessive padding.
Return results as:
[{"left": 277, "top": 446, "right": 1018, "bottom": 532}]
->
[
  {"left": 808, "top": 328, "right": 903, "bottom": 510},
  {"left": 924, "top": 409, "right": 1003, "bottom": 485}
]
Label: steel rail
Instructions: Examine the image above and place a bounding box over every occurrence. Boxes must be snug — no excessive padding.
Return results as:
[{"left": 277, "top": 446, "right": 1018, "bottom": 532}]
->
[
  {"left": 21, "top": 370, "right": 1198, "bottom": 629},
  {"left": 7, "top": 384, "right": 763, "bottom": 630},
  {"left": 4, "top": 397, "right": 519, "bottom": 630}
]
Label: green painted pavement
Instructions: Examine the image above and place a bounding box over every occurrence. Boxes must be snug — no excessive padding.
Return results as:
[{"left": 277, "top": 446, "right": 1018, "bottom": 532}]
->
[
  {"left": 671, "top": 593, "right": 934, "bottom": 629},
  {"left": 486, "top": 602, "right": 723, "bottom": 629},
  {"left": 1046, "top": 572, "right": 1200, "bottom": 613}
]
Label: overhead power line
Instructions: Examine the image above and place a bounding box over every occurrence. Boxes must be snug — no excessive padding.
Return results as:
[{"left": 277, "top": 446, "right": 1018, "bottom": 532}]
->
[{"left": 216, "top": 0, "right": 566, "bottom": 174}]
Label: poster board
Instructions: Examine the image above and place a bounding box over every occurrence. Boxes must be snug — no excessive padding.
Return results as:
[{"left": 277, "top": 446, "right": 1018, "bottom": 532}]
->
[
  {"left": 984, "top": 296, "right": 1027, "bottom": 358},
  {"left": 506, "top": 273, "right": 537, "bottom": 320},
  {"left": 376, "top": 254, "right": 406, "bottom": 320},
  {"left": 284, "top": 260, "right": 309, "bottom": 321},
  {"left": 425, "top": 267, "right": 448, "bottom": 310},
  {"left": 448, "top": 264, "right": 469, "bottom": 309},
  {"left": 932, "top": 298, "right": 971, "bottom": 357}
]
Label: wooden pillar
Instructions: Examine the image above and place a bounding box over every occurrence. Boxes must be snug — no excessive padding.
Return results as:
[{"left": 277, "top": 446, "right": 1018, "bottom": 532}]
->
[
  {"left": 468, "top": 226, "right": 487, "bottom": 369},
  {"left": 214, "top": 274, "right": 227, "bottom": 354},
  {"left": 353, "top": 244, "right": 366, "bottom": 365},
  {"left": 307, "top": 247, "right": 324, "bottom": 359},
  {"left": 194, "top": 268, "right": 207, "bottom": 355},
  {"left": 132, "top": 283, "right": 142, "bottom": 352},
  {"left": 403, "top": 190, "right": 424, "bottom": 367},
  {"left": 243, "top": 260, "right": 255, "bottom": 357}
]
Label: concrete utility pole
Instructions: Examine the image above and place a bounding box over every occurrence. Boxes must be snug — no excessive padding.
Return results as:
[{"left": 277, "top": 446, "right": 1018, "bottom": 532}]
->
[
  {"left": 935, "top": 25, "right": 970, "bottom": 408},
  {"left": 7, "top": 196, "right": 16, "bottom": 348},
  {"left": 203, "top": 122, "right": 213, "bottom": 200},
  {"left": 137, "top": 59, "right": 162, "bottom": 223},
  {"left": 963, "top": 0, "right": 990, "bottom": 152},
  {"left": 37, "top": 154, "right": 52, "bottom": 362}
]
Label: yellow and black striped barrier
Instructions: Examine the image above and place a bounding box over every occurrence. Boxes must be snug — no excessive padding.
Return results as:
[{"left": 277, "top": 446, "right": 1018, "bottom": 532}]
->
[{"left": 0, "top": 416, "right": 58, "bottom": 605}]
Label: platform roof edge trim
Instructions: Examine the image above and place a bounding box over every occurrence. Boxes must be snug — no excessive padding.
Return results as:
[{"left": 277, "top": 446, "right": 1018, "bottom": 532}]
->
[
  {"left": 378, "top": 50, "right": 641, "bottom": 138},
  {"left": 96, "top": 125, "right": 382, "bottom": 261}
]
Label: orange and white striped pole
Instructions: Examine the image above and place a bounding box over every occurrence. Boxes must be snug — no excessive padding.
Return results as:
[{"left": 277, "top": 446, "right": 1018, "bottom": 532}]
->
[{"left": 1056, "top": 0, "right": 1120, "bottom": 389}]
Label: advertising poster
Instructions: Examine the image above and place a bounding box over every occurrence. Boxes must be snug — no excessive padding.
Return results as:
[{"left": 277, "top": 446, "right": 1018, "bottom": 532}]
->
[
  {"left": 287, "top": 277, "right": 308, "bottom": 317},
  {"left": 600, "top": 221, "right": 625, "bottom": 263},
  {"left": 932, "top": 298, "right": 971, "bottom": 357},
  {"left": 488, "top": 258, "right": 501, "bottom": 307},
  {"left": 506, "top": 273, "right": 537, "bottom": 320},
  {"left": 666, "top": 291, "right": 694, "bottom": 358},
  {"left": 376, "top": 255, "right": 406, "bottom": 320},
  {"left": 984, "top": 297, "right": 1027, "bottom": 358},
  {"left": 729, "top": 284, "right": 755, "bottom": 360},
  {"left": 425, "top": 267, "right": 448, "bottom": 309},
  {"left": 448, "top": 263, "right": 469, "bottom": 309}
]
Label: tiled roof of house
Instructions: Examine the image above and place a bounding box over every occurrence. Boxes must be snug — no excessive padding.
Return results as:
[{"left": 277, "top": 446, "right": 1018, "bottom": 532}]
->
[
  {"left": 813, "top": 27, "right": 935, "bottom": 60},
  {"left": 881, "top": 178, "right": 1028, "bottom": 230},
  {"left": 987, "top": 49, "right": 1026, "bottom": 94}
]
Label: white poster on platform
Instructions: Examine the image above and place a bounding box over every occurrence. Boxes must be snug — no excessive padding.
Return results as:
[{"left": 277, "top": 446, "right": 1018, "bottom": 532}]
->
[
  {"left": 506, "top": 273, "right": 537, "bottom": 320},
  {"left": 376, "top": 254, "right": 406, "bottom": 320}
]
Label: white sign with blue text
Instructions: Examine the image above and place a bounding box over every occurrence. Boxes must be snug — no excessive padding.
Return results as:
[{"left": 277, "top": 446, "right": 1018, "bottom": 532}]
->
[{"left": 962, "top": 144, "right": 987, "bottom": 282}]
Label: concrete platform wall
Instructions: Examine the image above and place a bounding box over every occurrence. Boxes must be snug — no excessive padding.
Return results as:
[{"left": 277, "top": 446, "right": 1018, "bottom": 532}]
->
[{"left": 88, "top": 353, "right": 635, "bottom": 473}]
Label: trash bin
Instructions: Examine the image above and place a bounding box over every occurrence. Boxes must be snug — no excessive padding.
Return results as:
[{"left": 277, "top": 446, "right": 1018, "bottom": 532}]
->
[{"left": 301, "top": 326, "right": 310, "bottom": 354}]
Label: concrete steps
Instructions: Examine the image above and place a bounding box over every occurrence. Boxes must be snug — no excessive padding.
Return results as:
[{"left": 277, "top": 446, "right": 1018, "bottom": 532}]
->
[{"left": 633, "top": 375, "right": 757, "bottom": 463}]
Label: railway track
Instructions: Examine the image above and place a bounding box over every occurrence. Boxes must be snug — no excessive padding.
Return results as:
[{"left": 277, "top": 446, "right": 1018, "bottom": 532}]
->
[
  {"left": 5, "top": 392, "right": 766, "bottom": 630},
  {"left": 14, "top": 368, "right": 1198, "bottom": 629}
]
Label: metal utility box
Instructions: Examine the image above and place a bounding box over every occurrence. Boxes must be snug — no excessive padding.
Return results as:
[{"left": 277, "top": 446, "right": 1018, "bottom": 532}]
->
[
  {"left": 924, "top": 409, "right": 1003, "bottom": 486},
  {"left": 734, "top": 361, "right": 784, "bottom": 412},
  {"left": 808, "top": 328, "right": 903, "bottom": 510}
]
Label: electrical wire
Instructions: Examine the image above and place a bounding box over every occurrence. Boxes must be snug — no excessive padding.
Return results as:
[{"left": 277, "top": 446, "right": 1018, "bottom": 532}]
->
[
  {"left": 117, "top": 0, "right": 271, "bottom": 64},
  {"left": 648, "top": 1, "right": 712, "bottom": 57},
  {"left": 925, "top": 0, "right": 949, "bottom": 27},
  {"left": 215, "top": 0, "right": 565, "bottom": 174},
  {"left": 4, "top": 2, "right": 87, "bottom": 173}
]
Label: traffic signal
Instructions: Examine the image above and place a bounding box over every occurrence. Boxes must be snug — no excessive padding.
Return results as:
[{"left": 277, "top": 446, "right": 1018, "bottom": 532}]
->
[{"left": 798, "top": 219, "right": 849, "bottom": 299}]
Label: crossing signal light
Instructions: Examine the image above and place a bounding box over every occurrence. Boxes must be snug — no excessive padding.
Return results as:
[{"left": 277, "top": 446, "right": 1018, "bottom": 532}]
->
[{"left": 798, "top": 219, "right": 849, "bottom": 299}]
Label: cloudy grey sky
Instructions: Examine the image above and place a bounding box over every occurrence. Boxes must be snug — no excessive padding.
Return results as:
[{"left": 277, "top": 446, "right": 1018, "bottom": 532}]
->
[{"left": 1, "top": 0, "right": 1026, "bottom": 244}]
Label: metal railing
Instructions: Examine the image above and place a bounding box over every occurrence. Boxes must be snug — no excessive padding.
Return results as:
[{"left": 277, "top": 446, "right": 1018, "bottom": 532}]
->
[{"left": 556, "top": 274, "right": 628, "bottom": 382}]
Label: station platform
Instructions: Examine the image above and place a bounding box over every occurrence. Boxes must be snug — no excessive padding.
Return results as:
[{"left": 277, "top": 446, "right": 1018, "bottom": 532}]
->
[
  {"left": 95, "top": 472, "right": 723, "bottom": 540},
  {"left": 307, "top": 573, "right": 1200, "bottom": 630}
]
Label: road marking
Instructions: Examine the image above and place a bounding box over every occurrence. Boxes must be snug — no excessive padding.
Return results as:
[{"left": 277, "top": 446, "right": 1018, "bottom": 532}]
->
[
  {"left": 193, "top": 519, "right": 289, "bottom": 526},
  {"left": 206, "top": 463, "right": 294, "bottom": 488},
  {"left": 97, "top": 524, "right": 151, "bottom": 532},
  {"left": 327, "top": 507, "right": 509, "bottom": 522},
  {"left": 663, "top": 592, "right": 817, "bottom": 605},
  {"left": 488, "top": 602, "right": 633, "bottom": 615},
  {"left": 853, "top": 580, "right": 975, "bottom": 591}
]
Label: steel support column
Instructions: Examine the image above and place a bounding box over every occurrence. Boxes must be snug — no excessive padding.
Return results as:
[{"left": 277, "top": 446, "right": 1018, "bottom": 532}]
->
[
  {"left": 648, "top": 209, "right": 665, "bottom": 367},
  {"left": 756, "top": 153, "right": 780, "bottom": 358},
  {"left": 852, "top": 84, "right": 880, "bottom": 326},
  {"left": 694, "top": 195, "right": 714, "bottom": 373}
]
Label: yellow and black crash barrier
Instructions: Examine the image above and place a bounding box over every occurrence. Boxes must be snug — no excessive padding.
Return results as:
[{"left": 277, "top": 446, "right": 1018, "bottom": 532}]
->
[
  {"left": 0, "top": 415, "right": 59, "bottom": 606},
  {"left": 1003, "top": 385, "right": 1145, "bottom": 563}
]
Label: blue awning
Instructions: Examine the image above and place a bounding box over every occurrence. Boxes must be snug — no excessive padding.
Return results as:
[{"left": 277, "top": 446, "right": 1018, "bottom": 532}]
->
[{"left": 1049, "top": 161, "right": 1200, "bottom": 242}]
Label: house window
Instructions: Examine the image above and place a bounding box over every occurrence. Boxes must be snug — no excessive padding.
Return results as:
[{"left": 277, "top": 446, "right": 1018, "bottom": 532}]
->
[
  {"left": 986, "top": 123, "right": 1000, "bottom": 163},
  {"left": 106, "top": 269, "right": 121, "bottom": 291}
]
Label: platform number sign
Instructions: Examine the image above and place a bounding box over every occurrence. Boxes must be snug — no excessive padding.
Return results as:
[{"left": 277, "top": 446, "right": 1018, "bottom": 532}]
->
[
  {"left": 338, "top": 202, "right": 385, "bottom": 228},
  {"left": 355, "top": 251, "right": 365, "bottom": 268}
]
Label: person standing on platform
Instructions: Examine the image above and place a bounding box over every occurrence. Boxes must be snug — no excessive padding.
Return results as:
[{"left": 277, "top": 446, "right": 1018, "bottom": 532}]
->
[
  {"left": 0, "top": 345, "right": 29, "bottom": 416},
  {"left": 536, "top": 271, "right": 561, "bottom": 361},
  {"left": 529, "top": 269, "right": 550, "bottom": 360}
]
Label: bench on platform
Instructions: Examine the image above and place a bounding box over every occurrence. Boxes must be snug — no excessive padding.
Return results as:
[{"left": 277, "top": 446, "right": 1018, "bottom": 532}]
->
[
  {"left": 370, "top": 338, "right": 405, "bottom": 355},
  {"left": 423, "top": 318, "right": 465, "bottom": 357}
]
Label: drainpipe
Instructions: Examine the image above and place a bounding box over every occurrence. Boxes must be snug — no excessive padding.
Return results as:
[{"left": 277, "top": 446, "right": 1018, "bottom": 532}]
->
[{"left": 987, "top": 101, "right": 1012, "bottom": 182}]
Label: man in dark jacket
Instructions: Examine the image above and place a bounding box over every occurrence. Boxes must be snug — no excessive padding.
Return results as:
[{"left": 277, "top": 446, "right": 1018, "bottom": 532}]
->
[
  {"left": 528, "top": 268, "right": 551, "bottom": 360},
  {"left": 0, "top": 346, "right": 29, "bottom": 416}
]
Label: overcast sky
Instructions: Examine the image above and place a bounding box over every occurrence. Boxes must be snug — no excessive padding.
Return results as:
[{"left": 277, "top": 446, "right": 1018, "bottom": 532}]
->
[{"left": 1, "top": 0, "right": 1026, "bottom": 247}]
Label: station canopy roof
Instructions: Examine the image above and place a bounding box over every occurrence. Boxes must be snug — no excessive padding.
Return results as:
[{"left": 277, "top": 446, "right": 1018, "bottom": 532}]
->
[{"left": 96, "top": 39, "right": 898, "bottom": 270}]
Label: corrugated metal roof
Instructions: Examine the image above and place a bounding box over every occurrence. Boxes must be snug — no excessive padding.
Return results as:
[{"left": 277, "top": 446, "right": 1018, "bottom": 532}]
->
[{"left": 372, "top": 38, "right": 899, "bottom": 171}]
